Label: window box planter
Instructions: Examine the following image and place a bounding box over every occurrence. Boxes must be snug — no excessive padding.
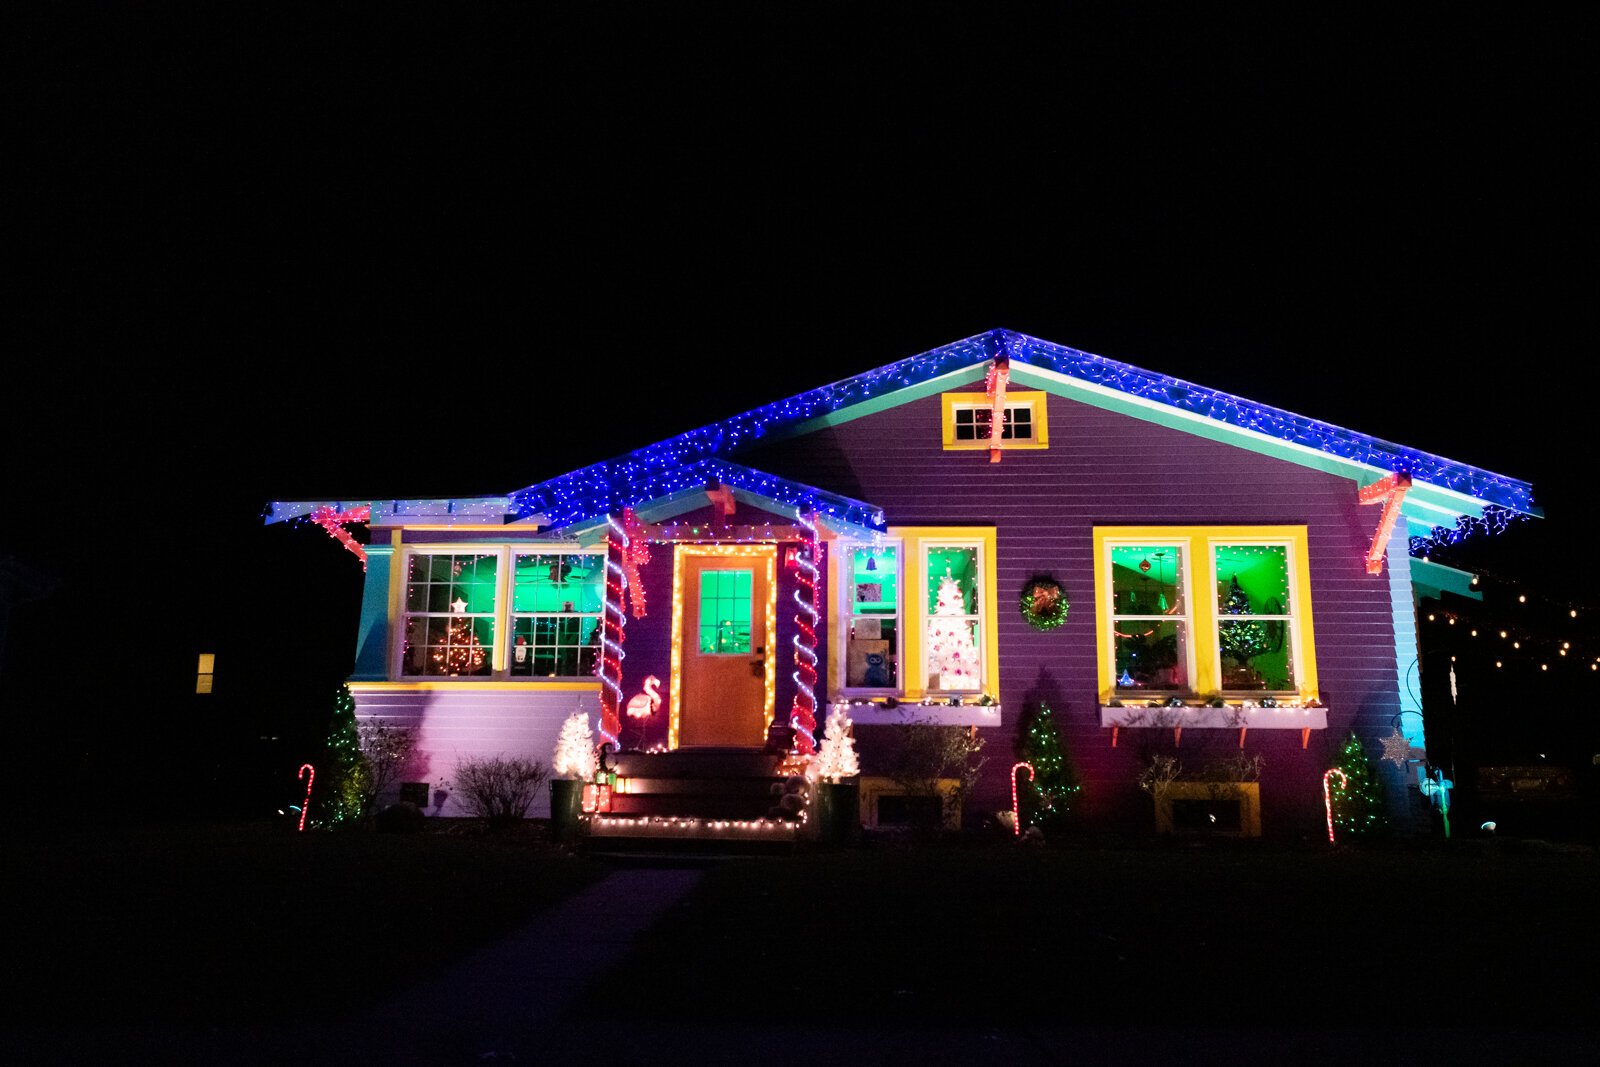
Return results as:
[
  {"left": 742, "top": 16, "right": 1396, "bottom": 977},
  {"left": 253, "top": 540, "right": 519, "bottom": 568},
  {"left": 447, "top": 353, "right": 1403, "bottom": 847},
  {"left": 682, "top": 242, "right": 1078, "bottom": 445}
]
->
[
  {"left": 834, "top": 701, "right": 1001, "bottom": 728},
  {"left": 1100, "top": 703, "right": 1326, "bottom": 748}
]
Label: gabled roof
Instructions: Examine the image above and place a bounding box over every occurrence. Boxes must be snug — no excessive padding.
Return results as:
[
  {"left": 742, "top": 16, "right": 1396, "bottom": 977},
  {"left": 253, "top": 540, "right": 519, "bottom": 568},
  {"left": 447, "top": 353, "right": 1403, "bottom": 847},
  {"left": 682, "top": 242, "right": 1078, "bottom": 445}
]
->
[
  {"left": 271, "top": 329, "right": 1534, "bottom": 540},
  {"left": 508, "top": 328, "right": 1535, "bottom": 533}
]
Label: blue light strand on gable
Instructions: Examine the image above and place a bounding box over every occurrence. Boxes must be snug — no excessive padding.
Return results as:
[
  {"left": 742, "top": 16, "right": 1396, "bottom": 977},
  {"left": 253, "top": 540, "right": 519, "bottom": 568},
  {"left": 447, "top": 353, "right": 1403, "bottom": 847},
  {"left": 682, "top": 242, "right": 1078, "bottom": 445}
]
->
[
  {"left": 512, "top": 458, "right": 886, "bottom": 532},
  {"left": 1409, "top": 506, "right": 1529, "bottom": 556},
  {"left": 507, "top": 328, "right": 1534, "bottom": 528}
]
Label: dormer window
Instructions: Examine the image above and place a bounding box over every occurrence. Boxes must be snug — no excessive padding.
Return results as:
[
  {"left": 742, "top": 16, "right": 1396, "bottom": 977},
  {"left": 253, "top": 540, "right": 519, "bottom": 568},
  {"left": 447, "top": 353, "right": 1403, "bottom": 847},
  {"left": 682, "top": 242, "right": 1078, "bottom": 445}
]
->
[{"left": 941, "top": 390, "right": 1048, "bottom": 451}]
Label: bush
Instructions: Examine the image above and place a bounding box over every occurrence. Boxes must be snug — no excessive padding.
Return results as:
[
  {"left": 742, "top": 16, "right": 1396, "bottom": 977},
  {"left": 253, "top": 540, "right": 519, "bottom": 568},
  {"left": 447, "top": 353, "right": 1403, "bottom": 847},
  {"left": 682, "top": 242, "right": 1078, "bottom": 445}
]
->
[
  {"left": 376, "top": 801, "right": 426, "bottom": 833},
  {"left": 452, "top": 756, "right": 550, "bottom": 829}
]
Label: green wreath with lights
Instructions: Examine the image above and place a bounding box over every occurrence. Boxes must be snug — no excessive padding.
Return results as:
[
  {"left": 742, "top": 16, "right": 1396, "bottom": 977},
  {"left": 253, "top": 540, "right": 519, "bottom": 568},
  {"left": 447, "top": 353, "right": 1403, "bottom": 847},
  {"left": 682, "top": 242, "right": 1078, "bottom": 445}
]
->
[{"left": 1019, "top": 578, "right": 1069, "bottom": 631}]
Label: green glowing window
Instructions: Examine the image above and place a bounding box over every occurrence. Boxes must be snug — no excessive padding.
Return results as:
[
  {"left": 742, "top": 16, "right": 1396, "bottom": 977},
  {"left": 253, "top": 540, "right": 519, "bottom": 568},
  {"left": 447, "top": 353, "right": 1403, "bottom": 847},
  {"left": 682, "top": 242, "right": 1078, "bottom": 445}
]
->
[
  {"left": 401, "top": 552, "right": 498, "bottom": 677},
  {"left": 924, "top": 544, "right": 982, "bottom": 691},
  {"left": 699, "top": 569, "right": 753, "bottom": 654},
  {"left": 509, "top": 552, "right": 603, "bottom": 677},
  {"left": 1214, "top": 543, "right": 1296, "bottom": 692},
  {"left": 846, "top": 544, "right": 900, "bottom": 690},
  {"left": 1109, "top": 544, "right": 1190, "bottom": 693}
]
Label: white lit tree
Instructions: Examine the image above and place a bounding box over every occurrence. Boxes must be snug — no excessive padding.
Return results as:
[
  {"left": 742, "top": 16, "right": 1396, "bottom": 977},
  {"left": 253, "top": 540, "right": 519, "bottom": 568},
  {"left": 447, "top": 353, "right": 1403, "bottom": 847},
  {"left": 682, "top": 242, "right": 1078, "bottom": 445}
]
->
[
  {"left": 816, "top": 705, "right": 860, "bottom": 780},
  {"left": 926, "top": 572, "right": 980, "bottom": 690},
  {"left": 553, "top": 711, "right": 597, "bottom": 779}
]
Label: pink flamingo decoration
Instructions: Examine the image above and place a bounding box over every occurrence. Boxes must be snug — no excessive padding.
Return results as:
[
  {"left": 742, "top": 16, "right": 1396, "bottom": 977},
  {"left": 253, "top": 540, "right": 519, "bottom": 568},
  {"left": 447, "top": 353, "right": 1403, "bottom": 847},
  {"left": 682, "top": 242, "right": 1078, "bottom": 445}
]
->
[
  {"left": 1323, "top": 768, "right": 1349, "bottom": 844},
  {"left": 1011, "top": 761, "right": 1035, "bottom": 837},
  {"left": 624, "top": 676, "right": 662, "bottom": 750},
  {"left": 297, "top": 763, "right": 315, "bottom": 832}
]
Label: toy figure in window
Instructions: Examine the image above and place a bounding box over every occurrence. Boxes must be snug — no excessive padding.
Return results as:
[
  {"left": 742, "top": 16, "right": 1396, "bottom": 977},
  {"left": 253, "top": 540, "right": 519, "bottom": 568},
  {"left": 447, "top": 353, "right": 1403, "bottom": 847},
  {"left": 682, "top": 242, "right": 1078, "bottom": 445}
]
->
[{"left": 862, "top": 651, "right": 891, "bottom": 688}]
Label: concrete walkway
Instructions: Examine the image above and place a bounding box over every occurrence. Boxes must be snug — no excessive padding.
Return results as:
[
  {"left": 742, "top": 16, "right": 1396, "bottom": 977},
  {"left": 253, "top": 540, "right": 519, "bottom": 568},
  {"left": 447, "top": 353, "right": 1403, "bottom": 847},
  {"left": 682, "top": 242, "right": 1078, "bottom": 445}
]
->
[{"left": 327, "top": 865, "right": 706, "bottom": 1062}]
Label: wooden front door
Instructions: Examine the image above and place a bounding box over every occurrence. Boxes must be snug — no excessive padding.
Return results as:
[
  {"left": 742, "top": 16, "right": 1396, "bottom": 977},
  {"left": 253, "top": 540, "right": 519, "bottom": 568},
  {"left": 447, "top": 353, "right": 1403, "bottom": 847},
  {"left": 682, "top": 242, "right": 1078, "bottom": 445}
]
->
[{"left": 678, "top": 550, "right": 772, "bottom": 747}]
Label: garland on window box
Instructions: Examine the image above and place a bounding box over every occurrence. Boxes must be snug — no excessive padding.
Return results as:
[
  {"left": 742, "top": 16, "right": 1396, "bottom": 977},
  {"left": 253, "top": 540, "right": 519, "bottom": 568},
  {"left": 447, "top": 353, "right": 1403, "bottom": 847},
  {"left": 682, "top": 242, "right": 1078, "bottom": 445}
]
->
[{"left": 1019, "top": 578, "right": 1069, "bottom": 631}]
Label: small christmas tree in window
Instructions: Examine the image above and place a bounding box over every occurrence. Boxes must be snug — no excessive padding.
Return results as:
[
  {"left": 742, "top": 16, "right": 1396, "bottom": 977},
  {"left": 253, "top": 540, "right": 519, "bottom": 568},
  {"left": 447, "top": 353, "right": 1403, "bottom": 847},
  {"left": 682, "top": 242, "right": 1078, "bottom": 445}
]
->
[
  {"left": 926, "top": 571, "right": 979, "bottom": 690},
  {"left": 1329, "top": 731, "right": 1388, "bottom": 837},
  {"left": 552, "top": 712, "right": 597, "bottom": 780},
  {"left": 816, "top": 705, "right": 860, "bottom": 780},
  {"left": 1218, "top": 574, "right": 1270, "bottom": 682},
  {"left": 433, "top": 616, "right": 488, "bottom": 675}
]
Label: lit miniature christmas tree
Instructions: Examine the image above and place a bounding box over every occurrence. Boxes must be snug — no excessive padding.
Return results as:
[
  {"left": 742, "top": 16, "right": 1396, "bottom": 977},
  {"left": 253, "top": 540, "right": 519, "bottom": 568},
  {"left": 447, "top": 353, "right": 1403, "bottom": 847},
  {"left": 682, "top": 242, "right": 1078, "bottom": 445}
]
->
[
  {"left": 926, "top": 572, "right": 979, "bottom": 690},
  {"left": 432, "top": 613, "right": 488, "bottom": 675},
  {"left": 1017, "top": 704, "right": 1079, "bottom": 829},
  {"left": 553, "top": 711, "right": 597, "bottom": 780},
  {"left": 816, "top": 705, "right": 860, "bottom": 780},
  {"left": 1329, "top": 731, "right": 1388, "bottom": 837},
  {"left": 1218, "top": 575, "right": 1270, "bottom": 669},
  {"left": 323, "top": 683, "right": 369, "bottom": 825}
]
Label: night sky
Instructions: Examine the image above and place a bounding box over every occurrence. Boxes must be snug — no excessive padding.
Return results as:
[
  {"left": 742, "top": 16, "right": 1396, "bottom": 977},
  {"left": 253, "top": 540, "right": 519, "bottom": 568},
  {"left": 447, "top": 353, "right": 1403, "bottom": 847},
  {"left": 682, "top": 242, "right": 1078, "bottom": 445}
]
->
[{"left": 6, "top": 6, "right": 1593, "bottom": 807}]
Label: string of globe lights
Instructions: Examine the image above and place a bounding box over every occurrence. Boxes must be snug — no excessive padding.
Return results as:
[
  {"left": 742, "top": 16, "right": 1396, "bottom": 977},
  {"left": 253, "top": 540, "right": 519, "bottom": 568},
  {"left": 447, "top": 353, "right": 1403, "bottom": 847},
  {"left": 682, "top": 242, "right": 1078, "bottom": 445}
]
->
[
  {"left": 788, "top": 512, "right": 822, "bottom": 755},
  {"left": 1421, "top": 601, "right": 1600, "bottom": 675}
]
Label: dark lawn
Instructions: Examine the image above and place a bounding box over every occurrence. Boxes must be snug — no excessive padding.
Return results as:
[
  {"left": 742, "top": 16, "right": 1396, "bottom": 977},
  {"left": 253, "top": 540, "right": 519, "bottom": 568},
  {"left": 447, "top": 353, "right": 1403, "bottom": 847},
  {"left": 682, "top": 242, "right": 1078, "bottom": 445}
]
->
[
  {"left": 574, "top": 841, "right": 1600, "bottom": 1030},
  {"left": 2, "top": 821, "right": 602, "bottom": 1026}
]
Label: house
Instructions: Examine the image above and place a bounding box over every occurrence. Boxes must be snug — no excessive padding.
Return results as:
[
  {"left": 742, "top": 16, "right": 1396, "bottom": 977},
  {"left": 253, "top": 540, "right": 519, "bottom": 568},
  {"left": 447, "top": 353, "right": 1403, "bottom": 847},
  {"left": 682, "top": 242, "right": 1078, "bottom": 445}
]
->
[{"left": 268, "top": 329, "right": 1536, "bottom": 838}]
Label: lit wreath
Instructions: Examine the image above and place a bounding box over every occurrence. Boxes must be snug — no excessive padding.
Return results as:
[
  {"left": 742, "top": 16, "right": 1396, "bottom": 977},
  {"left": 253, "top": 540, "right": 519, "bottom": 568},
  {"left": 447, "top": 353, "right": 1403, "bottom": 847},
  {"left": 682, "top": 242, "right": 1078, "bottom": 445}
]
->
[{"left": 1019, "top": 578, "right": 1069, "bottom": 631}]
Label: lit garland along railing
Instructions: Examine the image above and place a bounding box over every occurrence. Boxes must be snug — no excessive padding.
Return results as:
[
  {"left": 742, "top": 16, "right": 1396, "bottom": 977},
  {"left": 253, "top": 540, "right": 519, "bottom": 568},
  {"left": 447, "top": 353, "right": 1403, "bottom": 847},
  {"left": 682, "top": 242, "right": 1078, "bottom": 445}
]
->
[
  {"left": 595, "top": 513, "right": 629, "bottom": 752},
  {"left": 789, "top": 512, "right": 821, "bottom": 754}
]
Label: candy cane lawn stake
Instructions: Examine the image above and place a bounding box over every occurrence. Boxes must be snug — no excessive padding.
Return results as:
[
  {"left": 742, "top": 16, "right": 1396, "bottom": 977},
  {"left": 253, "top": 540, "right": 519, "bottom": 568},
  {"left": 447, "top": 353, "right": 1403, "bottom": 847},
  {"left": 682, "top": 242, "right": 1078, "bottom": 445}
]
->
[
  {"left": 1323, "top": 768, "right": 1348, "bottom": 844},
  {"left": 1011, "top": 761, "right": 1035, "bottom": 837},
  {"left": 297, "top": 763, "right": 316, "bottom": 832}
]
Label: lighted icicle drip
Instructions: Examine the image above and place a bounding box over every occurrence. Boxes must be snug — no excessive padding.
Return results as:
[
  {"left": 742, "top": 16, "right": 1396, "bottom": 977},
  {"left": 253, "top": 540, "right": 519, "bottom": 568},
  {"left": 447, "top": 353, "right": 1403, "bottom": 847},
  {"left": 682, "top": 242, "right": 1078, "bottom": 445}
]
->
[
  {"left": 1323, "top": 768, "right": 1349, "bottom": 844},
  {"left": 985, "top": 354, "right": 1009, "bottom": 464},
  {"left": 788, "top": 512, "right": 821, "bottom": 754},
  {"left": 297, "top": 763, "right": 315, "bottom": 832},
  {"left": 594, "top": 514, "right": 629, "bottom": 753},
  {"left": 307, "top": 505, "right": 371, "bottom": 570},
  {"left": 1011, "top": 762, "right": 1036, "bottom": 837}
]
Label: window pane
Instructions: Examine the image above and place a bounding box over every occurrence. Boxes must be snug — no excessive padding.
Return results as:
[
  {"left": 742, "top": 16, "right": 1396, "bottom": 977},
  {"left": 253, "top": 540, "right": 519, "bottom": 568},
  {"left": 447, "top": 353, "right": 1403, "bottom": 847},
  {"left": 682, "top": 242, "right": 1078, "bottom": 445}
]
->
[
  {"left": 850, "top": 546, "right": 897, "bottom": 614},
  {"left": 926, "top": 618, "right": 981, "bottom": 691},
  {"left": 513, "top": 552, "right": 603, "bottom": 613},
  {"left": 1220, "top": 620, "right": 1294, "bottom": 690},
  {"left": 1215, "top": 544, "right": 1292, "bottom": 615},
  {"left": 1114, "top": 620, "right": 1190, "bottom": 692},
  {"left": 698, "top": 569, "right": 752, "bottom": 654},
  {"left": 1111, "top": 545, "right": 1184, "bottom": 615},
  {"left": 846, "top": 617, "right": 898, "bottom": 688},
  {"left": 925, "top": 546, "right": 979, "bottom": 615}
]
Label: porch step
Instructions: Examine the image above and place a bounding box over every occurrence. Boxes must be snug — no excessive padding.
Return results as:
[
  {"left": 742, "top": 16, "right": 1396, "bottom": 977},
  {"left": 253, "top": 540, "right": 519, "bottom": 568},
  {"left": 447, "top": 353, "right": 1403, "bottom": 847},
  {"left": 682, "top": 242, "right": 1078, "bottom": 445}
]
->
[
  {"left": 612, "top": 748, "right": 784, "bottom": 778},
  {"left": 587, "top": 747, "right": 812, "bottom": 846},
  {"left": 588, "top": 813, "right": 803, "bottom": 848}
]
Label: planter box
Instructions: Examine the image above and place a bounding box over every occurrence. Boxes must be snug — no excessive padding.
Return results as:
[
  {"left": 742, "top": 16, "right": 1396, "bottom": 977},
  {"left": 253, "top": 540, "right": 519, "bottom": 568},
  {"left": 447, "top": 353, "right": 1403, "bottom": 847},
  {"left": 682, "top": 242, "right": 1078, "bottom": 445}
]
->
[
  {"left": 1154, "top": 782, "right": 1261, "bottom": 837},
  {"left": 835, "top": 701, "right": 1001, "bottom": 728},
  {"left": 1100, "top": 704, "right": 1327, "bottom": 748},
  {"left": 549, "top": 778, "right": 583, "bottom": 841},
  {"left": 815, "top": 780, "right": 862, "bottom": 845}
]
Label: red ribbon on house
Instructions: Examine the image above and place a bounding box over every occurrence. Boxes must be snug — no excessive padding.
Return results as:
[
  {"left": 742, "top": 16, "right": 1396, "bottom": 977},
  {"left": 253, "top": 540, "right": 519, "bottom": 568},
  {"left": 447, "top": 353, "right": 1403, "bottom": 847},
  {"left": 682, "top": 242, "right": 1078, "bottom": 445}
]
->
[
  {"left": 1357, "top": 472, "right": 1412, "bottom": 575},
  {"left": 308, "top": 505, "right": 371, "bottom": 570},
  {"left": 621, "top": 507, "right": 651, "bottom": 619},
  {"left": 985, "top": 356, "right": 1010, "bottom": 464}
]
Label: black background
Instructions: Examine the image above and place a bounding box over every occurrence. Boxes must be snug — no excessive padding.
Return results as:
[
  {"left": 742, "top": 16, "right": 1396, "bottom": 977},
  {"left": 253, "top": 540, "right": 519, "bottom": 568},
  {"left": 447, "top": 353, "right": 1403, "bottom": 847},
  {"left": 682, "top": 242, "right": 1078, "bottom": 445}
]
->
[{"left": 5, "top": 4, "right": 1593, "bottom": 815}]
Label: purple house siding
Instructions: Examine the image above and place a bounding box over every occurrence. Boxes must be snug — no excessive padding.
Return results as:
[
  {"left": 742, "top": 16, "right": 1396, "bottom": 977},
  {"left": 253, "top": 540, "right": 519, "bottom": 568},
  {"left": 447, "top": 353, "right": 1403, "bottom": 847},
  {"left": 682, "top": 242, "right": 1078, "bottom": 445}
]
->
[
  {"left": 352, "top": 686, "right": 601, "bottom": 818},
  {"left": 738, "top": 389, "right": 1412, "bottom": 837}
]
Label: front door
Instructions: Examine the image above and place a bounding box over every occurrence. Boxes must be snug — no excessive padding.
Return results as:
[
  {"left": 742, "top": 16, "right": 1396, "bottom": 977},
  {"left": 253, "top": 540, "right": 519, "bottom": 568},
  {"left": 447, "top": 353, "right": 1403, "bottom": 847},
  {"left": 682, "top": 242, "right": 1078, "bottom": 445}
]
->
[{"left": 678, "top": 550, "right": 772, "bottom": 747}]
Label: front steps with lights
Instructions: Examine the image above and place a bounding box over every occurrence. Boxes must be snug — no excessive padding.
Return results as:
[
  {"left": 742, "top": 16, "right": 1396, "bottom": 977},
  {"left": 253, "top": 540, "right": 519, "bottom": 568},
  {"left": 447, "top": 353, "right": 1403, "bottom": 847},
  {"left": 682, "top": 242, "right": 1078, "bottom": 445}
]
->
[{"left": 584, "top": 747, "right": 812, "bottom": 849}]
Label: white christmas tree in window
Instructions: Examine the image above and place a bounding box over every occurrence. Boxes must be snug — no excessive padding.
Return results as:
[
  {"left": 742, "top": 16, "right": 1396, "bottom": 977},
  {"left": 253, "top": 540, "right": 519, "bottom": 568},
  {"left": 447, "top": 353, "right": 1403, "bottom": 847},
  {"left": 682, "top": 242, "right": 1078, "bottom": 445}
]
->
[
  {"left": 926, "top": 571, "right": 979, "bottom": 690},
  {"left": 816, "top": 705, "right": 860, "bottom": 780},
  {"left": 552, "top": 711, "right": 597, "bottom": 779}
]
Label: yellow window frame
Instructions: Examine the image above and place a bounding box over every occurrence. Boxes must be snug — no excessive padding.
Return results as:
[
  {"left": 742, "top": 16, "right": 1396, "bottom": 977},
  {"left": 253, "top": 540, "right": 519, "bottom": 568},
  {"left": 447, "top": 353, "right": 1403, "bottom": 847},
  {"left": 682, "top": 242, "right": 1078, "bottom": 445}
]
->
[
  {"left": 941, "top": 391, "right": 1049, "bottom": 450},
  {"left": 840, "top": 526, "right": 999, "bottom": 701},
  {"left": 1091, "top": 526, "right": 1319, "bottom": 704}
]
